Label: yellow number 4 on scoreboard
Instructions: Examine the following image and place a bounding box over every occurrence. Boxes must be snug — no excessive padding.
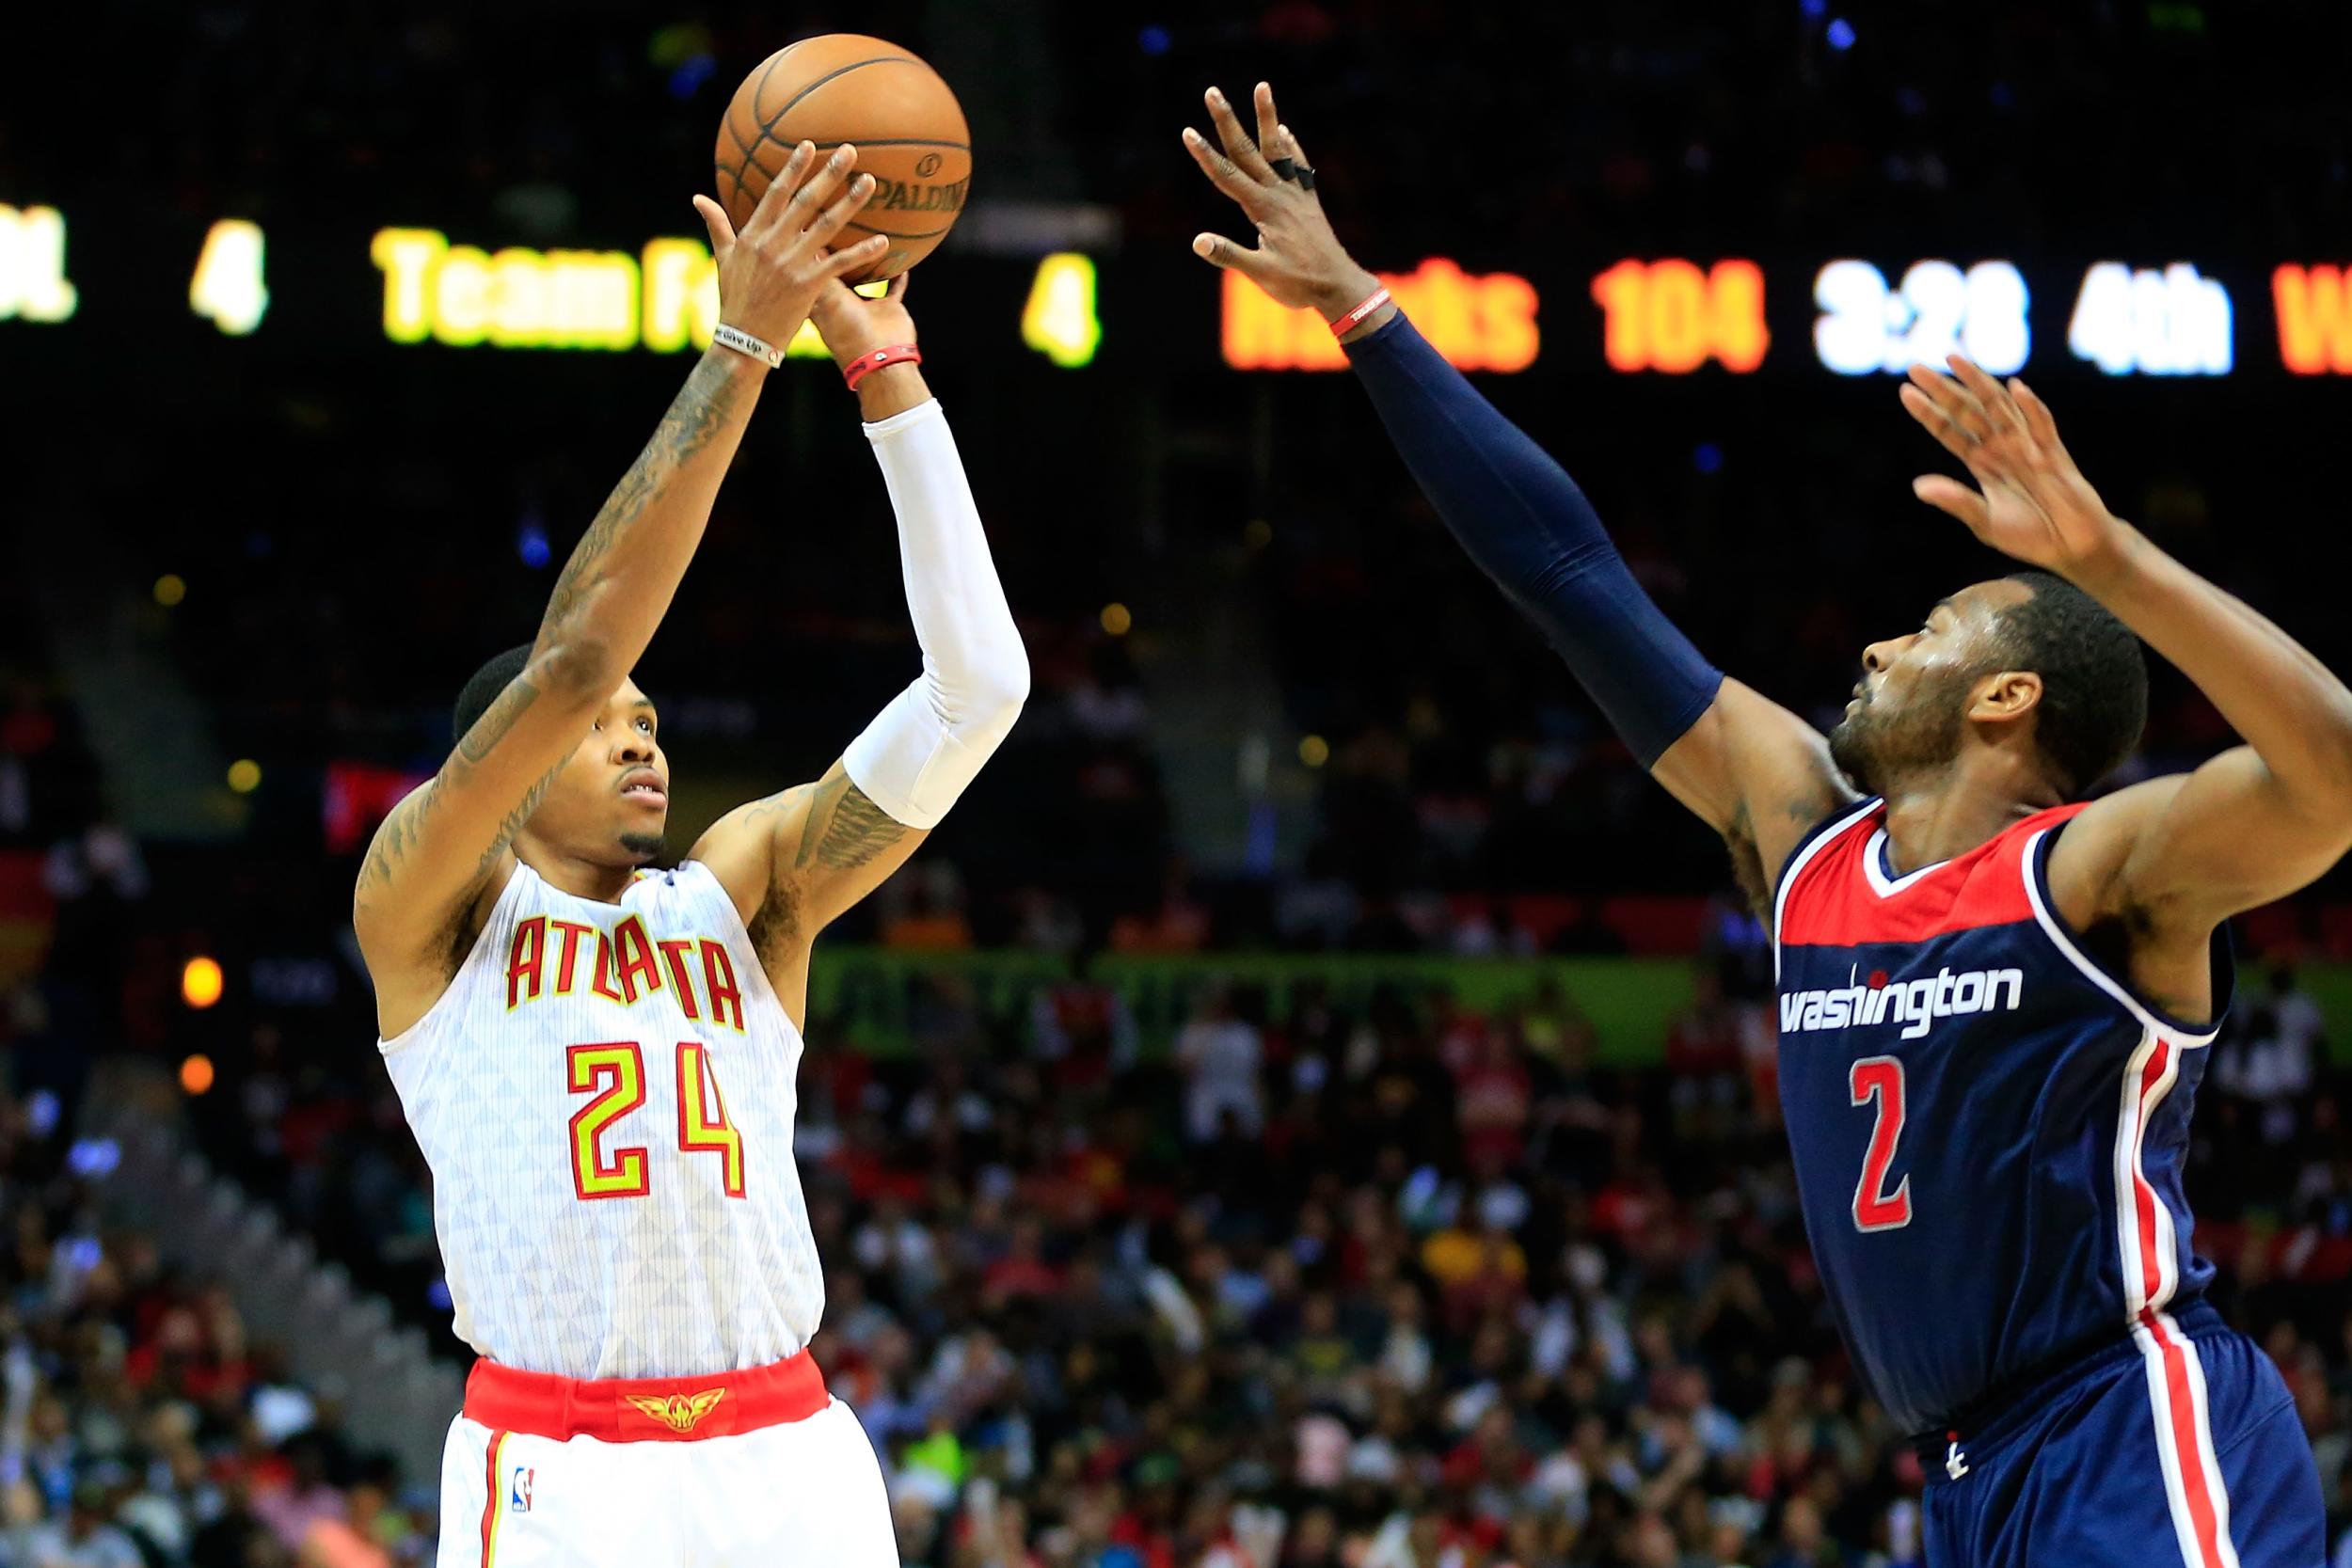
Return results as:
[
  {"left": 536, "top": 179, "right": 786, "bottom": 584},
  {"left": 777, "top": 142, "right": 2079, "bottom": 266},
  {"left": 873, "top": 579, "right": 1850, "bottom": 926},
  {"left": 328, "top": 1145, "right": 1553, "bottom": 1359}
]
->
[{"left": 190, "top": 219, "right": 269, "bottom": 337}]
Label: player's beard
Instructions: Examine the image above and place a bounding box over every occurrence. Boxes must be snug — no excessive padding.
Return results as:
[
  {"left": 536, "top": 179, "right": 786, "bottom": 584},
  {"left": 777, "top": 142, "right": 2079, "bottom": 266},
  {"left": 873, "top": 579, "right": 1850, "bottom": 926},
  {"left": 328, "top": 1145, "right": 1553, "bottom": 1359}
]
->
[
  {"left": 618, "top": 832, "right": 666, "bottom": 861},
  {"left": 1828, "top": 671, "right": 1970, "bottom": 796}
]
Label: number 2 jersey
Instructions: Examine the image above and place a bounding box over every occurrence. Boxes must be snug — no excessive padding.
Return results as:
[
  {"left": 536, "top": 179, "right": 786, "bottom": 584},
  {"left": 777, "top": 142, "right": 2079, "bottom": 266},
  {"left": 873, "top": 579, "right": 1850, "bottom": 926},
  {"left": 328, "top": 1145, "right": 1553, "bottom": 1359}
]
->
[
  {"left": 380, "top": 859, "right": 824, "bottom": 1380},
  {"left": 1772, "top": 798, "right": 2232, "bottom": 1436}
]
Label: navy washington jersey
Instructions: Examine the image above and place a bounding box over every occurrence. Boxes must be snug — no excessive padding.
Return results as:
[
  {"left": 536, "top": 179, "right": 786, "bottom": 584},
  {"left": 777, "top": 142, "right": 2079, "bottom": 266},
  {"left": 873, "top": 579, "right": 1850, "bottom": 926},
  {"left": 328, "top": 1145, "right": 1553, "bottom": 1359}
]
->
[{"left": 1772, "top": 798, "right": 2233, "bottom": 1443}]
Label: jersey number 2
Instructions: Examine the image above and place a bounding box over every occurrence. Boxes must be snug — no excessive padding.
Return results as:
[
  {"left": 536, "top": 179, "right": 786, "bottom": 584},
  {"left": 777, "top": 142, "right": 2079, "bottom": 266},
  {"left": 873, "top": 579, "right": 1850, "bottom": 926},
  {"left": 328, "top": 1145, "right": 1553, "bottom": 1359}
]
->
[
  {"left": 1849, "top": 1055, "right": 1913, "bottom": 1231},
  {"left": 567, "top": 1041, "right": 745, "bottom": 1202}
]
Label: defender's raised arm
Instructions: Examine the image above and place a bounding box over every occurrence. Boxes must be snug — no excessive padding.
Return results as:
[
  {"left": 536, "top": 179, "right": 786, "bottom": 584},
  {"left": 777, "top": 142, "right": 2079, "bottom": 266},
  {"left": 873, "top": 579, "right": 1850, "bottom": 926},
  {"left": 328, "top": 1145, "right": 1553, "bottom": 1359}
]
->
[
  {"left": 356, "top": 143, "right": 888, "bottom": 1034},
  {"left": 1902, "top": 359, "right": 2352, "bottom": 945},
  {"left": 1182, "top": 83, "right": 1851, "bottom": 904}
]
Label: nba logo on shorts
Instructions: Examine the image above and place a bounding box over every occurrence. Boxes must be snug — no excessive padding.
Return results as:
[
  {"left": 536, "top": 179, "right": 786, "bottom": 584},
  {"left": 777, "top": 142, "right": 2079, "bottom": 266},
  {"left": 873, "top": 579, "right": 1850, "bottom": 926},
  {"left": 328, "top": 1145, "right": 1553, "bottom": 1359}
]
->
[{"left": 510, "top": 1465, "right": 533, "bottom": 1514}]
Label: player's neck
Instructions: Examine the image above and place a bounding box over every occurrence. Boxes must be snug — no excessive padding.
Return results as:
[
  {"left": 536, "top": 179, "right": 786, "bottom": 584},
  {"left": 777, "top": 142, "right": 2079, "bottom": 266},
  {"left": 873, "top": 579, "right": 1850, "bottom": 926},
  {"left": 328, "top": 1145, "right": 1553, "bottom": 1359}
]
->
[
  {"left": 516, "top": 845, "right": 640, "bottom": 906},
  {"left": 1876, "top": 762, "right": 2059, "bottom": 875}
]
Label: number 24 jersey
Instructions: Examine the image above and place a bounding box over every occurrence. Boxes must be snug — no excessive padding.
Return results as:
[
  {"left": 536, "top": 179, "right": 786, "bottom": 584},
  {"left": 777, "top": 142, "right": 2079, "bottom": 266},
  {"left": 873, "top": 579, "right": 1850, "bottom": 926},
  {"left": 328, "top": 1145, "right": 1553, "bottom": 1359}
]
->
[{"left": 381, "top": 860, "right": 825, "bottom": 1381}]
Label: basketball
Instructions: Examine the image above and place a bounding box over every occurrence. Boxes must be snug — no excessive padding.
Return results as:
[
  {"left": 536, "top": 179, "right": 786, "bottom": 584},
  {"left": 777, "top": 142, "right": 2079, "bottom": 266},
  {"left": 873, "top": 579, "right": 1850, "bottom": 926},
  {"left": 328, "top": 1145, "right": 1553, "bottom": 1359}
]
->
[{"left": 714, "top": 34, "right": 972, "bottom": 283}]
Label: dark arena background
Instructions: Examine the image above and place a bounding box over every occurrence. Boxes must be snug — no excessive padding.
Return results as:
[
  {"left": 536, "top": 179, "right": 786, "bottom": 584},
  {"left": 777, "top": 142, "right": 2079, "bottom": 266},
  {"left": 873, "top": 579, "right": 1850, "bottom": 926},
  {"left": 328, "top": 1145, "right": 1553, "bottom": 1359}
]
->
[{"left": 5, "top": 3, "right": 2352, "bottom": 1564}]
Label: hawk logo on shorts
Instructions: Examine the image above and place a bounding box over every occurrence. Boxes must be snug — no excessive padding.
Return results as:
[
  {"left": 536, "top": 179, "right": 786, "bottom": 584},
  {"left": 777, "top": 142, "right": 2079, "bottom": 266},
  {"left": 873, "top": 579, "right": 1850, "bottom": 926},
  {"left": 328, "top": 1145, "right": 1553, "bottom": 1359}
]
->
[
  {"left": 510, "top": 1465, "right": 533, "bottom": 1513},
  {"left": 625, "top": 1388, "right": 728, "bottom": 1433}
]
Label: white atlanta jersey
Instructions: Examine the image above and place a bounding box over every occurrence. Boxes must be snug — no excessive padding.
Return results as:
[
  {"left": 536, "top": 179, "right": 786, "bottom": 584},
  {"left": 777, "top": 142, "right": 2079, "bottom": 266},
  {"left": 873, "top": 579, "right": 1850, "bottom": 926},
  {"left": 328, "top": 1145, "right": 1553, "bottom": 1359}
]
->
[{"left": 380, "top": 859, "right": 824, "bottom": 1380}]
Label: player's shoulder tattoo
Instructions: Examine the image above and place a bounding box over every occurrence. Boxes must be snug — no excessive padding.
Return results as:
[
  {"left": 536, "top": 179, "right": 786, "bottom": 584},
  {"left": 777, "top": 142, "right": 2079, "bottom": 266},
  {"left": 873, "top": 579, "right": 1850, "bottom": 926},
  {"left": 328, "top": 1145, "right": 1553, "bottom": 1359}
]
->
[{"left": 793, "top": 771, "right": 912, "bottom": 873}]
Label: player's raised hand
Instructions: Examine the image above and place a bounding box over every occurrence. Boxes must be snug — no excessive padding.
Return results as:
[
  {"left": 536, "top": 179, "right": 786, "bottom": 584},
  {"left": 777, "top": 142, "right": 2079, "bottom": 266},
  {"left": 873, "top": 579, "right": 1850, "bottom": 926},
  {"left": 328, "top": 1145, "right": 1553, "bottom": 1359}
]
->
[
  {"left": 1900, "top": 356, "right": 2132, "bottom": 584},
  {"left": 1183, "top": 83, "right": 1381, "bottom": 320},
  {"left": 691, "top": 142, "right": 888, "bottom": 352}
]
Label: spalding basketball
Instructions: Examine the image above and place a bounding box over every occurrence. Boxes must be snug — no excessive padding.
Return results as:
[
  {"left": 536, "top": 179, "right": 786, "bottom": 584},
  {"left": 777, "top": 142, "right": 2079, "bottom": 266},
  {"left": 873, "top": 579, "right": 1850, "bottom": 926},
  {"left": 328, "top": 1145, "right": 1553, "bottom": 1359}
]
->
[{"left": 714, "top": 35, "right": 972, "bottom": 283}]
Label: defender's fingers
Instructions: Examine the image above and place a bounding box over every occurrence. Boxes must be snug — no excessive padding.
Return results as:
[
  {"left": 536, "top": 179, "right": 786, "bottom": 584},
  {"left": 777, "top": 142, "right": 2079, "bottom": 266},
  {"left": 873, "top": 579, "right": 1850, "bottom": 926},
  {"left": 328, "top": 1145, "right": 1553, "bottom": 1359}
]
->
[
  {"left": 1947, "top": 355, "right": 2022, "bottom": 434},
  {"left": 1281, "top": 123, "right": 1311, "bottom": 167},
  {"left": 1192, "top": 232, "right": 1271, "bottom": 279},
  {"left": 1183, "top": 127, "right": 1265, "bottom": 209},
  {"left": 1913, "top": 474, "right": 1991, "bottom": 531},
  {"left": 1904, "top": 364, "right": 1991, "bottom": 446},
  {"left": 1204, "top": 86, "right": 1278, "bottom": 182},
  {"left": 2010, "top": 378, "right": 2065, "bottom": 453},
  {"left": 1899, "top": 383, "right": 1976, "bottom": 464},
  {"left": 1912, "top": 362, "right": 1996, "bottom": 446},
  {"left": 1253, "top": 82, "right": 1282, "bottom": 164}
]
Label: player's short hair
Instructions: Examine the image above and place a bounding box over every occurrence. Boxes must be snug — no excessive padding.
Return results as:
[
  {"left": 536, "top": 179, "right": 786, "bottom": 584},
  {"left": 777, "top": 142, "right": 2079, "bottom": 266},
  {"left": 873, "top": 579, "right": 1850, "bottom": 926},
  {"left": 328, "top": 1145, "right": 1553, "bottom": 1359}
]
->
[
  {"left": 1991, "top": 571, "right": 2147, "bottom": 797},
  {"left": 453, "top": 643, "right": 535, "bottom": 744}
]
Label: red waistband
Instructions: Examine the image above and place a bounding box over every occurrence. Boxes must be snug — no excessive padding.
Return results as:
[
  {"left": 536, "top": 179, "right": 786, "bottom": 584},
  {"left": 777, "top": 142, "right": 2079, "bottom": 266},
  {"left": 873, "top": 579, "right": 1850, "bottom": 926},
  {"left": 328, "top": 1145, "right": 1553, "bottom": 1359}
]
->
[{"left": 462, "top": 1349, "right": 828, "bottom": 1443}]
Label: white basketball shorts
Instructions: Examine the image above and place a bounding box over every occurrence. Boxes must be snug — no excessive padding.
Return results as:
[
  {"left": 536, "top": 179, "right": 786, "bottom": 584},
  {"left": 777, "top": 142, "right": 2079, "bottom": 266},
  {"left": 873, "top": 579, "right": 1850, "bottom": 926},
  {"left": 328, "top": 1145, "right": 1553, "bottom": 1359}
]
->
[{"left": 436, "top": 1352, "right": 896, "bottom": 1567}]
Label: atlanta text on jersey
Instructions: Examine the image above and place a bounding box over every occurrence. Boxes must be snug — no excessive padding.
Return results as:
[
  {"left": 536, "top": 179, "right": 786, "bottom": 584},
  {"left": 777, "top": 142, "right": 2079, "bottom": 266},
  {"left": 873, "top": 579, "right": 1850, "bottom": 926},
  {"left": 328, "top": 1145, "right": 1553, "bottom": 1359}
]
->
[
  {"left": 502, "top": 912, "right": 747, "bottom": 1029},
  {"left": 1779, "top": 964, "right": 2025, "bottom": 1040}
]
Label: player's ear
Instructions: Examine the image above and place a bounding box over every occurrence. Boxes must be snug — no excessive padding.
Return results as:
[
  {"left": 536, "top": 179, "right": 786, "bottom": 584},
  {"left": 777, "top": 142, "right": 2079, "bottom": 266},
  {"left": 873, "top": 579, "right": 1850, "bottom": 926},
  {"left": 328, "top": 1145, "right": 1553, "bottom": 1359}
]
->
[{"left": 1970, "top": 669, "right": 2042, "bottom": 723}]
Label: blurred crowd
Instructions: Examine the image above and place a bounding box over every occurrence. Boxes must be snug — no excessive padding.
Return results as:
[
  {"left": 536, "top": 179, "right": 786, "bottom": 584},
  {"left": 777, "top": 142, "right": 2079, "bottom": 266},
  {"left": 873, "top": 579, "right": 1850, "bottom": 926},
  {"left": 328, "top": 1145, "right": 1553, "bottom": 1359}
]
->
[
  {"left": 176, "top": 942, "right": 2352, "bottom": 1567},
  {"left": 0, "top": 1081, "right": 430, "bottom": 1568}
]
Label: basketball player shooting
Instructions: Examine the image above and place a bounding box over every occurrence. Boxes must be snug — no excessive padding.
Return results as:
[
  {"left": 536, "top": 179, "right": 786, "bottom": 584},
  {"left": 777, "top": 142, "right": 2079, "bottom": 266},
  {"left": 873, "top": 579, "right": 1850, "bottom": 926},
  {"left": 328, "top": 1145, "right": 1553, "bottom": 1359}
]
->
[
  {"left": 355, "top": 141, "right": 1026, "bottom": 1568},
  {"left": 1186, "top": 82, "right": 2340, "bottom": 1567}
]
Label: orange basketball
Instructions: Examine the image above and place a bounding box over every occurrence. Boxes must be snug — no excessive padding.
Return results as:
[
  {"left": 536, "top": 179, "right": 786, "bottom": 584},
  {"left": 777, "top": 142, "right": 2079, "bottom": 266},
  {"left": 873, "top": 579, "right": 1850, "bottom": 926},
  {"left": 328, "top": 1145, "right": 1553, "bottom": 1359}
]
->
[{"left": 714, "top": 34, "right": 972, "bottom": 283}]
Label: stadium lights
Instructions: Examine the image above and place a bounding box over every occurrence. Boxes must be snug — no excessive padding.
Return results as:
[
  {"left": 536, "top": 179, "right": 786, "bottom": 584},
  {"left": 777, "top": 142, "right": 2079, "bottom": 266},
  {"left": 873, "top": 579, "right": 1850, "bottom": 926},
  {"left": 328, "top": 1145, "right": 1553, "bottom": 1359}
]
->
[{"left": 181, "top": 957, "right": 224, "bottom": 1009}]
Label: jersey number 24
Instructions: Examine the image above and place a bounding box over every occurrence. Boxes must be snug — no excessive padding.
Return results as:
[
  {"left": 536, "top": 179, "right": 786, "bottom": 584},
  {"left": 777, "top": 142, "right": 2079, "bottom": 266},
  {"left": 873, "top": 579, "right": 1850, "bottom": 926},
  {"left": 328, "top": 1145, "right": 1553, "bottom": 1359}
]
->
[
  {"left": 566, "top": 1040, "right": 746, "bottom": 1201},
  {"left": 1849, "top": 1055, "right": 1913, "bottom": 1231}
]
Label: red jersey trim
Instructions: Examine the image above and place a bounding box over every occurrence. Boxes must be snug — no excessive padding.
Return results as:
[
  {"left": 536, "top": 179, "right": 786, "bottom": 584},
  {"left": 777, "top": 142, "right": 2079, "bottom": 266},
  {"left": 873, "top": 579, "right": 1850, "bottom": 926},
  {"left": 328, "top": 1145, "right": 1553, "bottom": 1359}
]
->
[{"left": 1778, "top": 802, "right": 2087, "bottom": 952}]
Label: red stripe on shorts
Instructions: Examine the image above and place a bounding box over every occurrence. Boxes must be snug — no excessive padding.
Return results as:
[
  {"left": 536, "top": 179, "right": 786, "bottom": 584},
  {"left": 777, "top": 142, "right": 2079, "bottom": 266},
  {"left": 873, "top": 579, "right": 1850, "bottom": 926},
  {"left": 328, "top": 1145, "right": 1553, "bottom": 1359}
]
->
[{"left": 480, "top": 1430, "right": 507, "bottom": 1567}]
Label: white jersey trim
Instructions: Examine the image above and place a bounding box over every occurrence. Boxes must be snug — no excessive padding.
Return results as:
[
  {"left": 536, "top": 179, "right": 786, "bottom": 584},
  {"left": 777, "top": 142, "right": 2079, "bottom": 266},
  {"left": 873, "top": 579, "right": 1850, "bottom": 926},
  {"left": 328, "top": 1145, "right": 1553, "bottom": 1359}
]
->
[
  {"left": 1859, "top": 828, "right": 1951, "bottom": 898},
  {"left": 1770, "top": 797, "right": 1883, "bottom": 983},
  {"left": 2018, "top": 828, "right": 2221, "bottom": 1048}
]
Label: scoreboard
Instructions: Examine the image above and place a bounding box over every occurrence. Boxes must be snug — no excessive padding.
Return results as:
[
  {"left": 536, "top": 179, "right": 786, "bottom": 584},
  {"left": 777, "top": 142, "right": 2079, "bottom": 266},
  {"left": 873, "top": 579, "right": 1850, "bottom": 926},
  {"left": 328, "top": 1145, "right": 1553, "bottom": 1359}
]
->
[{"left": 8, "top": 200, "right": 2352, "bottom": 380}]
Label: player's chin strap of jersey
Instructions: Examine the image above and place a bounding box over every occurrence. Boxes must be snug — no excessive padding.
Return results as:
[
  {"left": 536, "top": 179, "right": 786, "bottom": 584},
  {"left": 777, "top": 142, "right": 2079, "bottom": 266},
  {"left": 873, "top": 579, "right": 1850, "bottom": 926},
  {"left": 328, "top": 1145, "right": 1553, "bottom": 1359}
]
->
[
  {"left": 1343, "top": 313, "right": 1723, "bottom": 768},
  {"left": 841, "top": 399, "right": 1030, "bottom": 829}
]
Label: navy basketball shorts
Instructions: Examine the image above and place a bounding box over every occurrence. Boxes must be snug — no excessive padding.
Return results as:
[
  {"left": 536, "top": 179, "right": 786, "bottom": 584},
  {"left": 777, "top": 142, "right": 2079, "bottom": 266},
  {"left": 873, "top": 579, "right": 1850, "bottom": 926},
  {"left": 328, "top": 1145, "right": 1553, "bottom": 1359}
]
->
[{"left": 1922, "top": 1300, "right": 2322, "bottom": 1567}]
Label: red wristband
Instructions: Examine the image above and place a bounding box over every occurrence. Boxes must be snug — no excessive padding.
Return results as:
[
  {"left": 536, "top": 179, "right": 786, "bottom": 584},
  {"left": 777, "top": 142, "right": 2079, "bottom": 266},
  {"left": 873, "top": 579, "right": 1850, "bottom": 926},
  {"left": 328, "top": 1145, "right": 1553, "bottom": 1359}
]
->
[
  {"left": 844, "top": 342, "right": 921, "bottom": 390},
  {"left": 1327, "top": 285, "right": 1391, "bottom": 337}
]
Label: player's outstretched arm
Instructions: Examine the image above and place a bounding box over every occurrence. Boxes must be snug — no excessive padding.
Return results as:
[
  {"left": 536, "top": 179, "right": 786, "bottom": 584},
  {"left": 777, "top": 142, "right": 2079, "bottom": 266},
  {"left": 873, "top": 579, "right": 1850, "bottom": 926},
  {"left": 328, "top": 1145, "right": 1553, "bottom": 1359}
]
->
[
  {"left": 1182, "top": 83, "right": 1853, "bottom": 906},
  {"left": 1902, "top": 358, "right": 2352, "bottom": 942},
  {"left": 692, "top": 274, "right": 1027, "bottom": 1005},
  {"left": 355, "top": 145, "right": 890, "bottom": 998}
]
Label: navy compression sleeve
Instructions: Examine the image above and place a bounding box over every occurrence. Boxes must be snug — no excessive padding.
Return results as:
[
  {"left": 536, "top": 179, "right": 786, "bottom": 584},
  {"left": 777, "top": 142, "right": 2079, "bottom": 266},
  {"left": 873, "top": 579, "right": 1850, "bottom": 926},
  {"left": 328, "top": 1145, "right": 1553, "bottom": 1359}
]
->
[{"left": 1345, "top": 313, "right": 1723, "bottom": 767}]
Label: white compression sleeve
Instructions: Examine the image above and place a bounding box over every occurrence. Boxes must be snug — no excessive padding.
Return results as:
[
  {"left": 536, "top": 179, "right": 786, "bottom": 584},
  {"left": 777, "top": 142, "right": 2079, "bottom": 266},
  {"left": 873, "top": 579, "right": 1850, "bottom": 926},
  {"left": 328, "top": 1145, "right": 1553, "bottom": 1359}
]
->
[{"left": 841, "top": 400, "right": 1029, "bottom": 829}]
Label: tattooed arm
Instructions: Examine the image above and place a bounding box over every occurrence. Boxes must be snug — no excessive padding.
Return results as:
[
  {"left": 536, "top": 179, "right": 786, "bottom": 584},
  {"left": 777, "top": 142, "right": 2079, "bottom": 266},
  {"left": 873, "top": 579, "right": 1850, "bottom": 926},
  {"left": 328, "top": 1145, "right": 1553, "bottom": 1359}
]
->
[
  {"left": 691, "top": 762, "right": 930, "bottom": 1025},
  {"left": 354, "top": 348, "right": 768, "bottom": 1033},
  {"left": 355, "top": 142, "right": 890, "bottom": 1037}
]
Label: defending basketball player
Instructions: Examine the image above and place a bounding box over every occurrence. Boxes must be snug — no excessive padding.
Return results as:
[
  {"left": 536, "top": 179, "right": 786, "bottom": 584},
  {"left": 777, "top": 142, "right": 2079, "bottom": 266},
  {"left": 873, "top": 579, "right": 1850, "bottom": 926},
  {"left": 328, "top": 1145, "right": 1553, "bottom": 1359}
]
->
[
  {"left": 1185, "top": 83, "right": 2339, "bottom": 1567},
  {"left": 355, "top": 142, "right": 1025, "bottom": 1567}
]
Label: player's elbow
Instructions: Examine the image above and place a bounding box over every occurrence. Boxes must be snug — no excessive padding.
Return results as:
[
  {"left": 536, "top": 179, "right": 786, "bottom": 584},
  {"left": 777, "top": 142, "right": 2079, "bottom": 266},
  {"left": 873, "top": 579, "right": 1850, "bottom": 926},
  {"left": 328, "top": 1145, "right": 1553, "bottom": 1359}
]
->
[{"left": 944, "top": 633, "right": 1029, "bottom": 739}]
